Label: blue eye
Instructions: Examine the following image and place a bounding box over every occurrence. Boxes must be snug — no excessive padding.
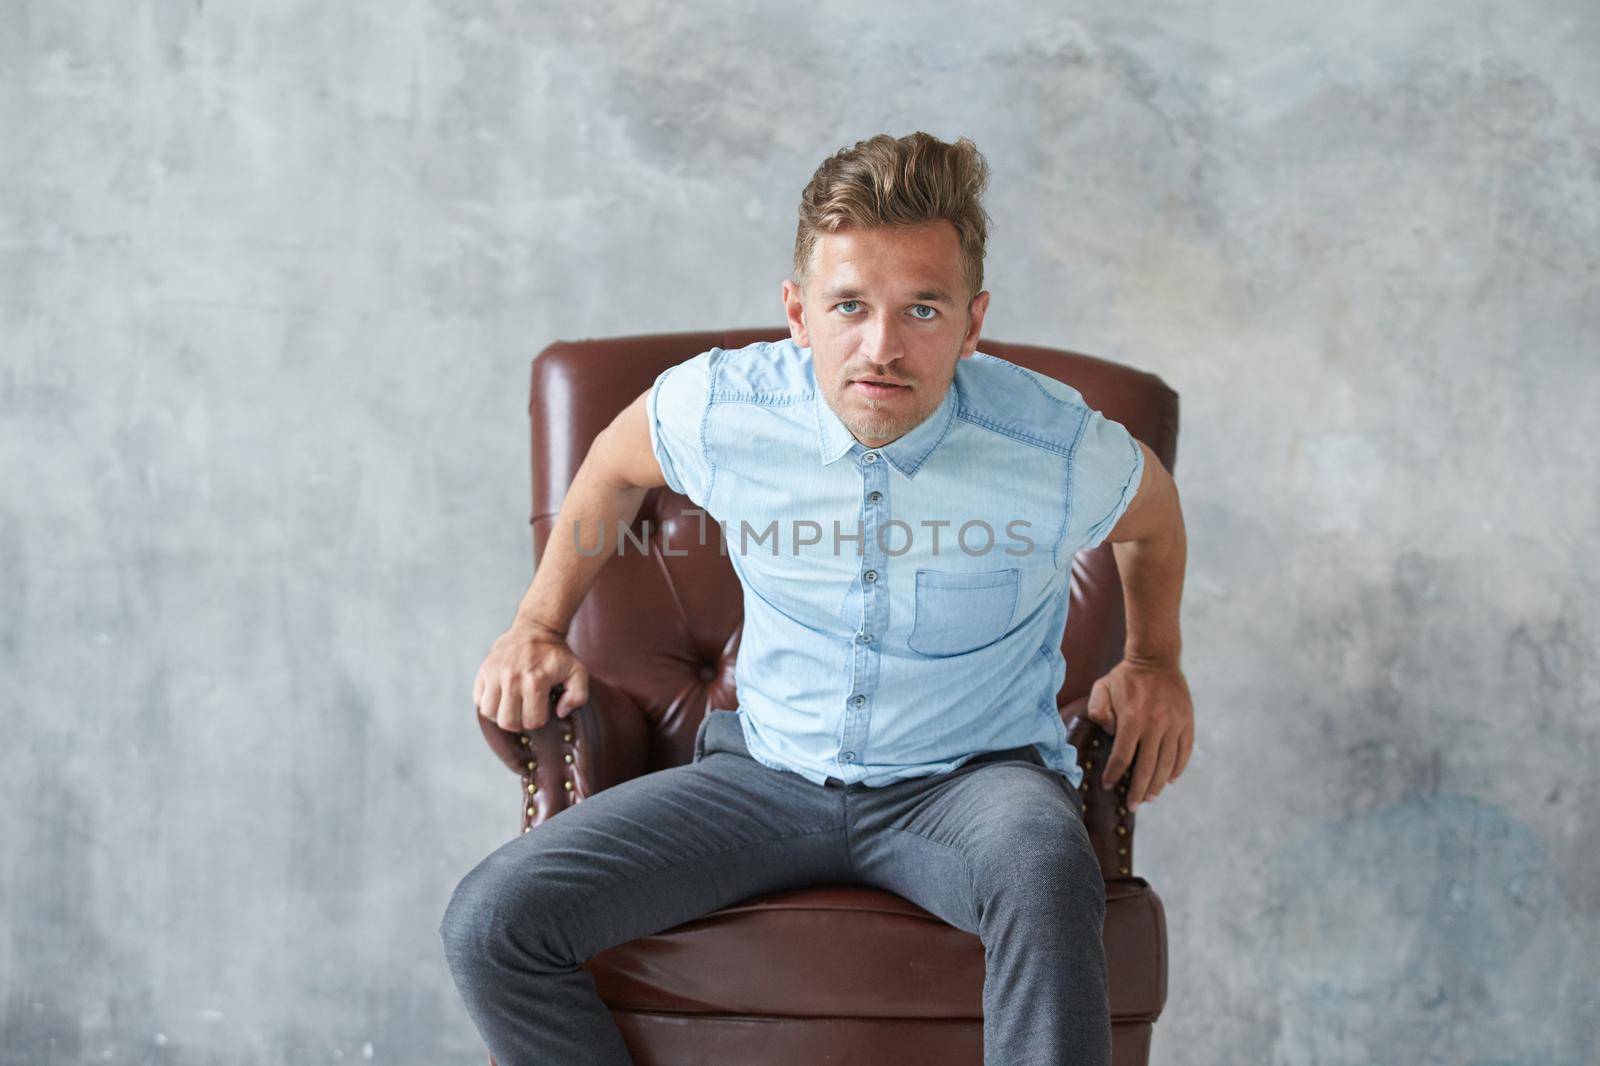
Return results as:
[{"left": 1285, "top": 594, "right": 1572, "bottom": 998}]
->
[{"left": 835, "top": 300, "right": 937, "bottom": 319}]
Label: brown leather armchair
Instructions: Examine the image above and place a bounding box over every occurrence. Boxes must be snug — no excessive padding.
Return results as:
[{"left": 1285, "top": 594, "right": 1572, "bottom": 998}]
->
[{"left": 477, "top": 328, "right": 1177, "bottom": 1065}]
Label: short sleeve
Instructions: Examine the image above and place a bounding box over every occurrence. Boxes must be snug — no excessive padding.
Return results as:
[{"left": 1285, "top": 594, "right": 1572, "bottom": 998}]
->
[
  {"left": 646, "top": 349, "right": 716, "bottom": 507},
  {"left": 1065, "top": 407, "right": 1145, "bottom": 552}
]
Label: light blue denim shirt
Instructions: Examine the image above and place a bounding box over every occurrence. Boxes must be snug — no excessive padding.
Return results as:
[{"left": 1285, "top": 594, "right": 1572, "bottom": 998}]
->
[{"left": 645, "top": 338, "right": 1144, "bottom": 789}]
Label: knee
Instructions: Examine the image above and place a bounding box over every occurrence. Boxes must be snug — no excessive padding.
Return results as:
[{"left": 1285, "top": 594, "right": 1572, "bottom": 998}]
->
[
  {"left": 438, "top": 854, "right": 503, "bottom": 970},
  {"left": 438, "top": 848, "right": 576, "bottom": 973}
]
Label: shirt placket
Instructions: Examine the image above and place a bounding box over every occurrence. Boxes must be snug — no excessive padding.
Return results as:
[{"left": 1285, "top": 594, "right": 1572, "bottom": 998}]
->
[{"left": 839, "top": 446, "right": 889, "bottom": 782}]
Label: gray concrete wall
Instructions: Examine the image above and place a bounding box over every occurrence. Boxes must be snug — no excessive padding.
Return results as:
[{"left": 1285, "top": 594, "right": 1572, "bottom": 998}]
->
[{"left": 3, "top": 3, "right": 1595, "bottom": 1063}]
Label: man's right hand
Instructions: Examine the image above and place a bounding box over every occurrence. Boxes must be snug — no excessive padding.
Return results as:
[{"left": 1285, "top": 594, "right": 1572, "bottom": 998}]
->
[{"left": 472, "top": 622, "right": 591, "bottom": 732}]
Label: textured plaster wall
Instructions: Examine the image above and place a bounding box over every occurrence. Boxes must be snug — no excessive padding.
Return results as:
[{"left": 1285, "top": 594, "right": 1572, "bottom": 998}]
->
[{"left": 3, "top": 3, "right": 1596, "bottom": 1064}]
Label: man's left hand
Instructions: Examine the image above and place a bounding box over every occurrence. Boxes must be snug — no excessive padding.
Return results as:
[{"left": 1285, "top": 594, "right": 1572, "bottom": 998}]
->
[{"left": 1083, "top": 658, "right": 1194, "bottom": 812}]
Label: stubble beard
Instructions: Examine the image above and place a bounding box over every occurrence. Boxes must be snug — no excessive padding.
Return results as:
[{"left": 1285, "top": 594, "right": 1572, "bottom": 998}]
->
[{"left": 835, "top": 386, "right": 926, "bottom": 445}]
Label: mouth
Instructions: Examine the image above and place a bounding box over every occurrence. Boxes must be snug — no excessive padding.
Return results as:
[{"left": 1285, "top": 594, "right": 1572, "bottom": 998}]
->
[{"left": 850, "top": 378, "right": 911, "bottom": 398}]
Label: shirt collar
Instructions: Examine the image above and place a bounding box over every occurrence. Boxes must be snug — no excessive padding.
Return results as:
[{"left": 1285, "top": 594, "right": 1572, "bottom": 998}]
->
[{"left": 811, "top": 361, "right": 960, "bottom": 479}]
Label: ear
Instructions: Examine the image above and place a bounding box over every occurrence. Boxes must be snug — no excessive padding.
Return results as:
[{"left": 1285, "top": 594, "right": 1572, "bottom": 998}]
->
[
  {"left": 960, "top": 290, "right": 990, "bottom": 357},
  {"left": 782, "top": 279, "right": 811, "bottom": 348}
]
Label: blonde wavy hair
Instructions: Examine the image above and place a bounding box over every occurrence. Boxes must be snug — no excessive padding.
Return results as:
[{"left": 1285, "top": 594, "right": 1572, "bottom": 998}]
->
[{"left": 792, "top": 131, "right": 993, "bottom": 305}]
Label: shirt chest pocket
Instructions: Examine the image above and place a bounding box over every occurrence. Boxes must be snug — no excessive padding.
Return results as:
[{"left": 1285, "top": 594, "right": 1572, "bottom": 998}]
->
[{"left": 907, "top": 567, "right": 1021, "bottom": 658}]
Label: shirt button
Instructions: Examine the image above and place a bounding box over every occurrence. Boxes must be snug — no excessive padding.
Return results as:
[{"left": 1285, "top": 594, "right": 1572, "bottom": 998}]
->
[
  {"left": 864, "top": 570, "right": 877, "bottom": 582},
  {"left": 851, "top": 695, "right": 865, "bottom": 706},
  {"left": 862, "top": 452, "right": 878, "bottom": 463},
  {"left": 856, "top": 631, "right": 872, "bottom": 644},
  {"left": 841, "top": 751, "right": 856, "bottom": 762},
  {"left": 868, "top": 491, "right": 882, "bottom": 502}
]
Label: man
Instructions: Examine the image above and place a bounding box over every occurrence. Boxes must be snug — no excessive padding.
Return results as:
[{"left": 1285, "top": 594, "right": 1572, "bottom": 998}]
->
[{"left": 441, "top": 131, "right": 1193, "bottom": 1066}]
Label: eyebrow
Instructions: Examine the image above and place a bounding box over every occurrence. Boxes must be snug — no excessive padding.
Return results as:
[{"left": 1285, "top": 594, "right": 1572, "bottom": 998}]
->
[{"left": 821, "top": 286, "right": 957, "bottom": 305}]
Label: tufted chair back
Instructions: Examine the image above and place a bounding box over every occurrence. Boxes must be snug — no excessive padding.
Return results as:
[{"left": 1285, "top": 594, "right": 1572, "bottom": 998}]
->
[{"left": 475, "top": 328, "right": 1179, "bottom": 1065}]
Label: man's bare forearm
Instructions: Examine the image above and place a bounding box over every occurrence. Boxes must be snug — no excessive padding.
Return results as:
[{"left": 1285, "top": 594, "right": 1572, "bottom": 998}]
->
[
  {"left": 511, "top": 441, "right": 650, "bottom": 637},
  {"left": 1111, "top": 509, "right": 1187, "bottom": 669}
]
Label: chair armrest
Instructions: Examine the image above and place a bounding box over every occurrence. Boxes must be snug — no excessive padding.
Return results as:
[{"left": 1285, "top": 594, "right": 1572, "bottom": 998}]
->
[
  {"left": 1061, "top": 695, "right": 1139, "bottom": 880},
  {"left": 474, "top": 673, "right": 650, "bottom": 832}
]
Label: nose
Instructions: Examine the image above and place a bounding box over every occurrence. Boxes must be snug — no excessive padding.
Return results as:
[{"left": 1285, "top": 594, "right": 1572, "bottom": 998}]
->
[{"left": 858, "top": 313, "right": 906, "bottom": 370}]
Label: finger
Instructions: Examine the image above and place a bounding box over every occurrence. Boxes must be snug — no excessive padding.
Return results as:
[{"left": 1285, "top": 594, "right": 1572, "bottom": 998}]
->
[
  {"left": 1145, "top": 729, "right": 1181, "bottom": 802},
  {"left": 555, "top": 667, "right": 588, "bottom": 719},
  {"left": 1101, "top": 713, "right": 1140, "bottom": 790},
  {"left": 1172, "top": 722, "right": 1194, "bottom": 781},
  {"left": 520, "top": 671, "right": 548, "bottom": 732},
  {"left": 1086, "top": 676, "right": 1117, "bottom": 734},
  {"left": 476, "top": 676, "right": 499, "bottom": 721},
  {"left": 495, "top": 675, "right": 520, "bottom": 732},
  {"left": 473, "top": 669, "right": 485, "bottom": 708},
  {"left": 1126, "top": 732, "right": 1165, "bottom": 810}
]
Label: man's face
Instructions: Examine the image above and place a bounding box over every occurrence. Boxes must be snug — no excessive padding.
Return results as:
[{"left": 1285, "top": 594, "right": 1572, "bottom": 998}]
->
[{"left": 783, "top": 220, "right": 990, "bottom": 449}]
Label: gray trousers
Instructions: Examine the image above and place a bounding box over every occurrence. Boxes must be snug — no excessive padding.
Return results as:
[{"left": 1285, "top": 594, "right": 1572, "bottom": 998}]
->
[{"left": 439, "top": 710, "right": 1110, "bottom": 1065}]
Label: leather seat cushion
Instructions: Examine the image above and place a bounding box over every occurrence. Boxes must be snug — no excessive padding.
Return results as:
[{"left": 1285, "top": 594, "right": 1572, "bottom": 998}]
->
[{"left": 584, "top": 880, "right": 1166, "bottom": 1020}]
